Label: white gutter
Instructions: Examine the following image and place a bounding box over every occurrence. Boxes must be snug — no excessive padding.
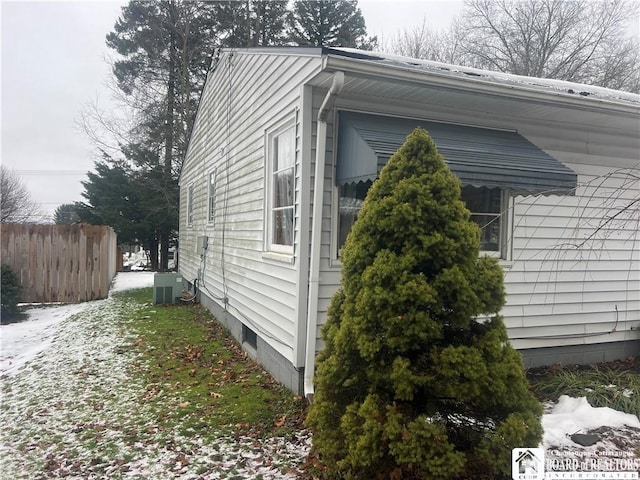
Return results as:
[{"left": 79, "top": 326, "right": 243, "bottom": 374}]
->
[
  {"left": 304, "top": 71, "right": 344, "bottom": 399},
  {"left": 324, "top": 55, "right": 640, "bottom": 114}
]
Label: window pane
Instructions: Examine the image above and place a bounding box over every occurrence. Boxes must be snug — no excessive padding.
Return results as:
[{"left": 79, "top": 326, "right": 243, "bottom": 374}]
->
[
  {"left": 336, "top": 183, "right": 504, "bottom": 255},
  {"left": 273, "top": 208, "right": 293, "bottom": 246},
  {"left": 274, "top": 169, "right": 294, "bottom": 208},
  {"left": 471, "top": 214, "right": 501, "bottom": 251},
  {"left": 275, "top": 127, "right": 294, "bottom": 171},
  {"left": 462, "top": 186, "right": 502, "bottom": 252},
  {"left": 461, "top": 186, "right": 501, "bottom": 213},
  {"left": 338, "top": 180, "right": 372, "bottom": 249},
  {"left": 268, "top": 124, "right": 295, "bottom": 251}
]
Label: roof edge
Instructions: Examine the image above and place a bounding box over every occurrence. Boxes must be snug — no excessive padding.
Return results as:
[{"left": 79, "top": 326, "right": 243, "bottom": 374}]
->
[{"left": 323, "top": 50, "right": 640, "bottom": 113}]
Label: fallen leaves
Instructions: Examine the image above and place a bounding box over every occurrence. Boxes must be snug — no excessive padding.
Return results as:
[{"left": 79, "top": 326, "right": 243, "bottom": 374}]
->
[
  {"left": 174, "top": 344, "right": 205, "bottom": 362},
  {"left": 0, "top": 292, "right": 313, "bottom": 479},
  {"left": 174, "top": 453, "right": 189, "bottom": 467},
  {"left": 143, "top": 385, "right": 162, "bottom": 400}
]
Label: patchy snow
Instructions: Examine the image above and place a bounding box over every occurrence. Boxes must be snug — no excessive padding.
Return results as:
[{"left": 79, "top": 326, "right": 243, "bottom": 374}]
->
[
  {"left": 0, "top": 303, "right": 88, "bottom": 377},
  {"left": 332, "top": 48, "right": 640, "bottom": 106},
  {"left": 0, "top": 272, "right": 155, "bottom": 378},
  {"left": 110, "top": 271, "right": 155, "bottom": 294},
  {"left": 123, "top": 249, "right": 151, "bottom": 271},
  {"left": 2, "top": 271, "right": 638, "bottom": 477},
  {"left": 543, "top": 395, "right": 640, "bottom": 449},
  {"left": 0, "top": 273, "right": 310, "bottom": 479},
  {"left": 542, "top": 395, "right": 640, "bottom": 472}
]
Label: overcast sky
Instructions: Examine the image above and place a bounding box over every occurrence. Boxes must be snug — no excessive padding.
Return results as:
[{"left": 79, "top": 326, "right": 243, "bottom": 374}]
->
[{"left": 0, "top": 0, "right": 463, "bottom": 219}]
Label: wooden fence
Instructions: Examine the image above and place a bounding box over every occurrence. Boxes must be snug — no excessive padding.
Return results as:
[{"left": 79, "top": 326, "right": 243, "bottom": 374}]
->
[{"left": 1, "top": 223, "right": 118, "bottom": 303}]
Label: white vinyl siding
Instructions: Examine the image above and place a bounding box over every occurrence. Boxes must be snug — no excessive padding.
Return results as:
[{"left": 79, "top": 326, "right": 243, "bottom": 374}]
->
[
  {"left": 179, "top": 52, "right": 321, "bottom": 363},
  {"left": 503, "top": 160, "right": 639, "bottom": 350},
  {"left": 180, "top": 49, "right": 638, "bottom": 379},
  {"left": 313, "top": 95, "right": 639, "bottom": 356}
]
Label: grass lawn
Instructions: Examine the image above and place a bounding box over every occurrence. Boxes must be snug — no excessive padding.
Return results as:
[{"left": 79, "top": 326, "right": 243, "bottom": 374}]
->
[
  {"left": 2, "top": 282, "right": 637, "bottom": 479},
  {"left": 121, "top": 288, "right": 308, "bottom": 440},
  {"left": 117, "top": 288, "right": 640, "bottom": 435},
  {"left": 0, "top": 286, "right": 310, "bottom": 479}
]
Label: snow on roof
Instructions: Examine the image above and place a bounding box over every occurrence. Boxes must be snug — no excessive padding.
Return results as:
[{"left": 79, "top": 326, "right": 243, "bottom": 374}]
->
[{"left": 331, "top": 47, "right": 640, "bottom": 107}]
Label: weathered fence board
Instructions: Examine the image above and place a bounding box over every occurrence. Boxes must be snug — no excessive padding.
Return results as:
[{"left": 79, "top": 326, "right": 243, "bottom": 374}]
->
[{"left": 1, "top": 224, "right": 117, "bottom": 303}]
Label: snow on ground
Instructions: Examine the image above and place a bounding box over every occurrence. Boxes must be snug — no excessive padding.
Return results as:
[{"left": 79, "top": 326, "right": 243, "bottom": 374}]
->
[
  {"left": 0, "top": 272, "right": 310, "bottom": 479},
  {"left": 0, "top": 272, "right": 154, "bottom": 377},
  {"left": 1, "top": 271, "right": 638, "bottom": 477},
  {"left": 543, "top": 396, "right": 640, "bottom": 450},
  {"left": 0, "top": 303, "right": 88, "bottom": 377},
  {"left": 110, "top": 271, "right": 155, "bottom": 294},
  {"left": 542, "top": 396, "right": 640, "bottom": 474}
]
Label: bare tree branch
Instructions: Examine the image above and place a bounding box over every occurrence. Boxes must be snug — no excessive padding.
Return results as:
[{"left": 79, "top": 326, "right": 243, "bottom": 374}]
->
[
  {"left": 0, "top": 166, "right": 43, "bottom": 223},
  {"left": 382, "top": 0, "right": 640, "bottom": 93}
]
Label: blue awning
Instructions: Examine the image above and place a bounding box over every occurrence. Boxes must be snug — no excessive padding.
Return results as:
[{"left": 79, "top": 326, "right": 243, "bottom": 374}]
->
[{"left": 336, "top": 111, "right": 577, "bottom": 195}]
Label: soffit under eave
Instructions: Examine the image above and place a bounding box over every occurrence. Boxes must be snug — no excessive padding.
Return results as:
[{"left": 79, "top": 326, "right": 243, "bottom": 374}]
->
[
  {"left": 321, "top": 54, "right": 640, "bottom": 111},
  {"left": 306, "top": 66, "right": 640, "bottom": 134}
]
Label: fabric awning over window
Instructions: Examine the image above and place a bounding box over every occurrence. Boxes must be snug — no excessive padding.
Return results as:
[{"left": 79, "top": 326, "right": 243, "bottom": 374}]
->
[{"left": 336, "top": 111, "right": 577, "bottom": 195}]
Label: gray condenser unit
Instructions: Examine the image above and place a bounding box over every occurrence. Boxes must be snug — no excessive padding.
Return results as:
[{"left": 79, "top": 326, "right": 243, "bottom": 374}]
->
[{"left": 153, "top": 273, "right": 183, "bottom": 304}]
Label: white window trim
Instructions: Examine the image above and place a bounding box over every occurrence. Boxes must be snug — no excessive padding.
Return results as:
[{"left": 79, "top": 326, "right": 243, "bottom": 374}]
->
[
  {"left": 501, "top": 191, "right": 514, "bottom": 263},
  {"left": 187, "top": 183, "right": 194, "bottom": 227},
  {"left": 330, "top": 185, "right": 341, "bottom": 267},
  {"left": 264, "top": 115, "right": 296, "bottom": 257}
]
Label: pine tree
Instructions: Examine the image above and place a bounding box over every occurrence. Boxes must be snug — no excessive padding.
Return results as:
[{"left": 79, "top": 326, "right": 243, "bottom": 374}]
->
[
  {"left": 105, "top": 0, "right": 219, "bottom": 270},
  {"left": 306, "top": 128, "right": 542, "bottom": 480},
  {"left": 76, "top": 161, "right": 162, "bottom": 269},
  {"left": 216, "top": 1, "right": 289, "bottom": 47},
  {"left": 53, "top": 203, "right": 80, "bottom": 224},
  {"left": 287, "top": 0, "right": 376, "bottom": 49}
]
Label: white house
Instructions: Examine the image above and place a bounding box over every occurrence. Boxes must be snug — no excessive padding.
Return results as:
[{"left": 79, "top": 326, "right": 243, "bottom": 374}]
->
[{"left": 178, "top": 47, "right": 640, "bottom": 396}]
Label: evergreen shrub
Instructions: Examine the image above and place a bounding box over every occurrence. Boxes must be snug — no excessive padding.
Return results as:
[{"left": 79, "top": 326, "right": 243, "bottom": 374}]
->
[
  {"left": 1, "top": 264, "right": 24, "bottom": 323},
  {"left": 306, "top": 128, "right": 543, "bottom": 479}
]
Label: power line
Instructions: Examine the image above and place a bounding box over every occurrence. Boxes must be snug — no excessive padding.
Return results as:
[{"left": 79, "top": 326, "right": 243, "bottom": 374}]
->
[{"left": 13, "top": 170, "right": 87, "bottom": 176}]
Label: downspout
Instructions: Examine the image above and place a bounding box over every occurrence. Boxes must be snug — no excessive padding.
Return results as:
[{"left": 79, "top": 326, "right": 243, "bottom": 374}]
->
[{"left": 304, "top": 71, "right": 344, "bottom": 399}]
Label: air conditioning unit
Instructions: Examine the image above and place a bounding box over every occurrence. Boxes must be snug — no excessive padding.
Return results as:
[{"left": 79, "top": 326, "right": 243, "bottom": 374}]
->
[{"left": 153, "top": 272, "right": 183, "bottom": 304}]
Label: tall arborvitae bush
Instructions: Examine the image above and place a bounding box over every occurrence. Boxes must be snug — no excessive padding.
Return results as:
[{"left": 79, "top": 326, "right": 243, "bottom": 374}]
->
[{"left": 306, "top": 128, "right": 542, "bottom": 480}]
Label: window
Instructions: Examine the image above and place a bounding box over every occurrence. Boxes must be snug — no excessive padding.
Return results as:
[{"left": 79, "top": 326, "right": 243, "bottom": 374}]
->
[
  {"left": 266, "top": 121, "right": 295, "bottom": 253},
  {"left": 208, "top": 171, "right": 216, "bottom": 224},
  {"left": 338, "top": 180, "right": 373, "bottom": 248},
  {"left": 336, "top": 183, "right": 509, "bottom": 258},
  {"left": 461, "top": 186, "right": 503, "bottom": 254},
  {"left": 187, "top": 184, "right": 194, "bottom": 226},
  {"left": 242, "top": 324, "right": 257, "bottom": 349}
]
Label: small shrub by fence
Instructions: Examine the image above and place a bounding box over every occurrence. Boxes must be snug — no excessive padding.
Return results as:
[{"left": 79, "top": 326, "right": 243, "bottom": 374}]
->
[{"left": 1, "top": 223, "right": 117, "bottom": 303}]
